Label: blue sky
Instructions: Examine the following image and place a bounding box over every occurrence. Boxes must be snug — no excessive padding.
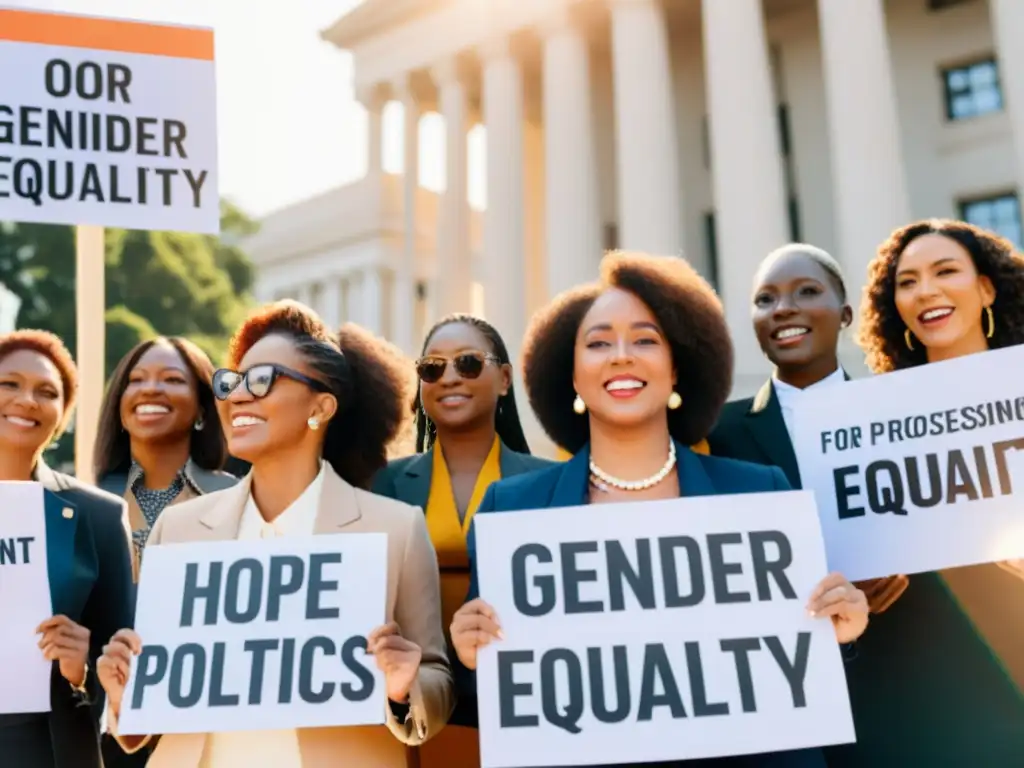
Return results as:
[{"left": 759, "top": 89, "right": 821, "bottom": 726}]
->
[{"left": 7, "top": 0, "right": 485, "bottom": 217}]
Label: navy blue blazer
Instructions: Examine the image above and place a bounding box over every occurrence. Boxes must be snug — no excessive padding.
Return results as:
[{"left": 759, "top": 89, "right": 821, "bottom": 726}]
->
[
  {"left": 463, "top": 442, "right": 826, "bottom": 768},
  {"left": 0, "top": 463, "right": 135, "bottom": 768}
]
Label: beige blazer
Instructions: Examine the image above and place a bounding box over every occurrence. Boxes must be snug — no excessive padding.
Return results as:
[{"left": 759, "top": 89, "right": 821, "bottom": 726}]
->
[{"left": 109, "top": 464, "right": 454, "bottom": 768}]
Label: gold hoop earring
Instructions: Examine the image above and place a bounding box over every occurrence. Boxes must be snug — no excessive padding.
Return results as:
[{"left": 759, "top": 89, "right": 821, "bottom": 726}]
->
[
  {"left": 984, "top": 305, "right": 995, "bottom": 339},
  {"left": 904, "top": 328, "right": 914, "bottom": 351},
  {"left": 307, "top": 417, "right": 320, "bottom": 431},
  {"left": 572, "top": 394, "right": 586, "bottom": 414},
  {"left": 667, "top": 392, "right": 682, "bottom": 410}
]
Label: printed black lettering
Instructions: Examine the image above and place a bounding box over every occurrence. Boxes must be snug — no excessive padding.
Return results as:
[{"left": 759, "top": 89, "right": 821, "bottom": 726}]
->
[
  {"left": 224, "top": 558, "right": 263, "bottom": 623},
  {"left": 747, "top": 530, "right": 796, "bottom": 600},
  {"left": 561, "top": 541, "right": 602, "bottom": 614},
  {"left": 606, "top": 539, "right": 656, "bottom": 611},
  {"left": 278, "top": 638, "right": 296, "bottom": 704},
  {"left": 685, "top": 641, "right": 729, "bottom": 716},
  {"left": 266, "top": 555, "right": 304, "bottom": 621},
  {"left": 207, "top": 642, "right": 239, "bottom": 706},
  {"left": 168, "top": 643, "right": 205, "bottom": 708},
  {"left": 306, "top": 553, "right": 341, "bottom": 620},
  {"left": 763, "top": 633, "right": 811, "bottom": 708},
  {"left": 866, "top": 460, "right": 907, "bottom": 515},
  {"left": 298, "top": 637, "right": 335, "bottom": 704},
  {"left": 993, "top": 437, "right": 1024, "bottom": 495},
  {"left": 129, "top": 645, "right": 169, "bottom": 709},
  {"left": 540, "top": 649, "right": 584, "bottom": 734},
  {"left": 946, "top": 449, "right": 979, "bottom": 502},
  {"left": 587, "top": 646, "right": 630, "bottom": 723},
  {"left": 707, "top": 533, "right": 751, "bottom": 604},
  {"left": 905, "top": 454, "right": 942, "bottom": 507},
  {"left": 720, "top": 637, "right": 760, "bottom": 713},
  {"left": 660, "top": 536, "right": 705, "bottom": 608},
  {"left": 180, "top": 561, "right": 222, "bottom": 627},
  {"left": 637, "top": 643, "right": 686, "bottom": 721},
  {"left": 340, "top": 635, "right": 375, "bottom": 701},
  {"left": 834, "top": 466, "right": 865, "bottom": 519},
  {"left": 511, "top": 544, "right": 555, "bottom": 617},
  {"left": 242, "top": 638, "right": 278, "bottom": 705},
  {"left": 498, "top": 650, "right": 537, "bottom": 728}
]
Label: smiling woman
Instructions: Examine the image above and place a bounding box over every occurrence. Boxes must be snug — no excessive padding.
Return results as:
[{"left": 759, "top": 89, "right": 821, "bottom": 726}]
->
[
  {"left": 0, "top": 330, "right": 134, "bottom": 768},
  {"left": 93, "top": 337, "right": 236, "bottom": 588}
]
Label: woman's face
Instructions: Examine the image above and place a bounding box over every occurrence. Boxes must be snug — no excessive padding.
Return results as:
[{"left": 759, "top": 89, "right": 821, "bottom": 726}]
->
[
  {"left": 752, "top": 252, "right": 850, "bottom": 368},
  {"left": 573, "top": 287, "right": 676, "bottom": 431},
  {"left": 419, "top": 322, "right": 510, "bottom": 433},
  {"left": 0, "top": 349, "right": 65, "bottom": 455},
  {"left": 218, "top": 334, "right": 335, "bottom": 464},
  {"left": 894, "top": 233, "right": 995, "bottom": 356},
  {"left": 119, "top": 341, "right": 199, "bottom": 445}
]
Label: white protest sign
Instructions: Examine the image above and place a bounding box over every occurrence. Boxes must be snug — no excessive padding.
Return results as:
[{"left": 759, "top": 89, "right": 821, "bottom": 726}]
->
[
  {"left": 790, "top": 345, "right": 1024, "bottom": 582},
  {"left": 473, "top": 491, "right": 853, "bottom": 767},
  {"left": 118, "top": 533, "right": 388, "bottom": 735},
  {"left": 0, "top": 482, "right": 52, "bottom": 714},
  {"left": 0, "top": 7, "right": 219, "bottom": 233}
]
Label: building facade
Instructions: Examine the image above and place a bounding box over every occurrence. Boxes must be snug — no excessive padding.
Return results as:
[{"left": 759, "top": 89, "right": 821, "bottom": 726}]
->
[{"left": 251, "top": 0, "right": 1024, "bottom": 442}]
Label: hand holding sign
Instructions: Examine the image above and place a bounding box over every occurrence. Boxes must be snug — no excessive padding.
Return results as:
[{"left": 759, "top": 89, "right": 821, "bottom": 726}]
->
[
  {"left": 804, "top": 573, "right": 868, "bottom": 643},
  {"left": 367, "top": 622, "right": 422, "bottom": 702},
  {"left": 97, "top": 628, "right": 142, "bottom": 716},
  {"left": 36, "top": 614, "right": 90, "bottom": 687},
  {"left": 450, "top": 598, "right": 504, "bottom": 671}
]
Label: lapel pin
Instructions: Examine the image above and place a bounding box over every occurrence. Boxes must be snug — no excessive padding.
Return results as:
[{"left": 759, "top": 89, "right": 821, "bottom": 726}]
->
[{"left": 62, "top": 507, "right": 74, "bottom": 519}]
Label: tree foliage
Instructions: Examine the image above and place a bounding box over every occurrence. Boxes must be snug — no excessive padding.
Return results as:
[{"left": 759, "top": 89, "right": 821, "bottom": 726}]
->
[{"left": 0, "top": 199, "right": 258, "bottom": 464}]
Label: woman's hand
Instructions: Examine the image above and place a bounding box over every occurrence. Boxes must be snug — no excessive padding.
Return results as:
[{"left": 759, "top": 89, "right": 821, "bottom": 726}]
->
[
  {"left": 450, "top": 598, "right": 503, "bottom": 671},
  {"left": 807, "top": 572, "right": 869, "bottom": 644},
  {"left": 96, "top": 629, "right": 142, "bottom": 715},
  {"left": 37, "top": 615, "right": 90, "bottom": 688},
  {"left": 367, "top": 622, "right": 421, "bottom": 703}
]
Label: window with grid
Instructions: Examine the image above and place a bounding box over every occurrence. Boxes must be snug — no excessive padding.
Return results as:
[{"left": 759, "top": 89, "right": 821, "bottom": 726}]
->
[
  {"left": 959, "top": 192, "right": 1022, "bottom": 249},
  {"left": 942, "top": 58, "right": 1002, "bottom": 120}
]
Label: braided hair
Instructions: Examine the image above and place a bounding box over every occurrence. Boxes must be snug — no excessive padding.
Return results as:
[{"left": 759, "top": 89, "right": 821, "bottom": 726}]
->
[{"left": 413, "top": 314, "right": 531, "bottom": 455}]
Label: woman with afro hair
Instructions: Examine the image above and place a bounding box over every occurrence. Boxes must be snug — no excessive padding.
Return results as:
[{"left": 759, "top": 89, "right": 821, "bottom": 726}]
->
[
  {"left": 449, "top": 251, "right": 870, "bottom": 767},
  {"left": 97, "top": 301, "right": 453, "bottom": 767},
  {"left": 835, "top": 219, "right": 1024, "bottom": 766}
]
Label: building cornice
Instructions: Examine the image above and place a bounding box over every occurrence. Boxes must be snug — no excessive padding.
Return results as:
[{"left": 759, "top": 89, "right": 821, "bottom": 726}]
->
[{"left": 321, "top": 0, "right": 445, "bottom": 49}]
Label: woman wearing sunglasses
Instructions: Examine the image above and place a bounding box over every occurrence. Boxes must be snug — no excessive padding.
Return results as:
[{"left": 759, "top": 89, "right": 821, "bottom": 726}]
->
[
  {"left": 372, "top": 313, "right": 551, "bottom": 768},
  {"left": 98, "top": 301, "right": 453, "bottom": 768}
]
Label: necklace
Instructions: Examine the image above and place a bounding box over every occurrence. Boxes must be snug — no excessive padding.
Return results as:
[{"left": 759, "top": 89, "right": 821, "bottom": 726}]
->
[{"left": 589, "top": 440, "right": 677, "bottom": 491}]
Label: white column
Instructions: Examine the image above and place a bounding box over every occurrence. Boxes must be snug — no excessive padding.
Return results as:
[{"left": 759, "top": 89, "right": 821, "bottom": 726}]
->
[
  {"left": 432, "top": 58, "right": 473, "bottom": 316},
  {"left": 703, "top": 0, "right": 790, "bottom": 370},
  {"left": 319, "top": 277, "right": 343, "bottom": 329},
  {"left": 541, "top": 9, "right": 603, "bottom": 296},
  {"left": 392, "top": 77, "right": 420, "bottom": 354},
  {"left": 357, "top": 86, "right": 385, "bottom": 174},
  {"left": 609, "top": 0, "right": 683, "bottom": 256},
  {"left": 480, "top": 36, "right": 527, "bottom": 358},
  {"left": 346, "top": 273, "right": 364, "bottom": 327},
  {"left": 818, "top": 0, "right": 910, "bottom": 279},
  {"left": 991, "top": 0, "right": 1024, "bottom": 197},
  {"left": 362, "top": 267, "right": 385, "bottom": 336}
]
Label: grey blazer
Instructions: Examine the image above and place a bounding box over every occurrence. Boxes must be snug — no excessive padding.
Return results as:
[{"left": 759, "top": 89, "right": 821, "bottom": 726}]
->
[{"left": 98, "top": 458, "right": 237, "bottom": 498}]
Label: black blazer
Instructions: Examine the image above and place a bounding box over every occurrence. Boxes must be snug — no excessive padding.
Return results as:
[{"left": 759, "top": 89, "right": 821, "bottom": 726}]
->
[
  {"left": 370, "top": 442, "right": 554, "bottom": 510},
  {"left": 461, "top": 443, "right": 825, "bottom": 768},
  {"left": 17, "top": 463, "right": 135, "bottom": 768}
]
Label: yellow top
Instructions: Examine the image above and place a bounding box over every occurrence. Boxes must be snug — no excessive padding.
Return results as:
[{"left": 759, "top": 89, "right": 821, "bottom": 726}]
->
[{"left": 425, "top": 435, "right": 502, "bottom": 570}]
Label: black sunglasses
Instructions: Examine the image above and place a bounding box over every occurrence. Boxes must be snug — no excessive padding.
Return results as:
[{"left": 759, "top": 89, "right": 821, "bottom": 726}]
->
[
  {"left": 212, "top": 364, "right": 330, "bottom": 401},
  {"left": 415, "top": 352, "right": 501, "bottom": 384}
]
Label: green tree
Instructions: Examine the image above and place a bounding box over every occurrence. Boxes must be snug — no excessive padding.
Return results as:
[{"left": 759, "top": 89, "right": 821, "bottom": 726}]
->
[{"left": 0, "top": 199, "right": 259, "bottom": 467}]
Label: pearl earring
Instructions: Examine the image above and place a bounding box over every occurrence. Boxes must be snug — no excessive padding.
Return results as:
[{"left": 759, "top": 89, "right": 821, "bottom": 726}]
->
[
  {"left": 667, "top": 392, "right": 682, "bottom": 410},
  {"left": 193, "top": 417, "right": 204, "bottom": 431},
  {"left": 573, "top": 394, "right": 586, "bottom": 414},
  {"left": 307, "top": 417, "right": 320, "bottom": 431}
]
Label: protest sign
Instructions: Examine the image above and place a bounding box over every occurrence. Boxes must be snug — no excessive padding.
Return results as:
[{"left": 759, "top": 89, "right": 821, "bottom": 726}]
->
[
  {"left": 0, "top": 482, "right": 52, "bottom": 714},
  {"left": 790, "top": 345, "right": 1024, "bottom": 581},
  {"left": 118, "top": 533, "right": 388, "bottom": 735},
  {"left": 0, "top": 7, "right": 219, "bottom": 233},
  {"left": 473, "top": 491, "right": 853, "bottom": 767}
]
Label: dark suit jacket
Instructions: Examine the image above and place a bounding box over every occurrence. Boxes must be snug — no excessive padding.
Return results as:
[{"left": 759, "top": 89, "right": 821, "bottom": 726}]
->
[
  {"left": 370, "top": 442, "right": 553, "bottom": 510},
  {"left": 4, "top": 463, "right": 135, "bottom": 768},
  {"left": 709, "top": 379, "right": 1024, "bottom": 766},
  {"left": 371, "top": 442, "right": 552, "bottom": 729},
  {"left": 462, "top": 443, "right": 826, "bottom": 768}
]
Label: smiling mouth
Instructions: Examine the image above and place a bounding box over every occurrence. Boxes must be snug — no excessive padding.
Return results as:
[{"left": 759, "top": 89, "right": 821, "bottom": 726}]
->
[
  {"left": 604, "top": 378, "right": 646, "bottom": 397},
  {"left": 232, "top": 415, "right": 265, "bottom": 428},
  {"left": 918, "top": 307, "right": 954, "bottom": 324},
  {"left": 437, "top": 394, "right": 470, "bottom": 405},
  {"left": 772, "top": 326, "right": 811, "bottom": 344},
  {"left": 135, "top": 404, "right": 171, "bottom": 417},
  {"left": 3, "top": 414, "right": 39, "bottom": 428}
]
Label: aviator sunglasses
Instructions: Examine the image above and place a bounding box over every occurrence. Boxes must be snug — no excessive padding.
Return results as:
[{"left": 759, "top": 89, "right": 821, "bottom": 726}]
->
[
  {"left": 212, "top": 363, "right": 330, "bottom": 400},
  {"left": 415, "top": 352, "right": 501, "bottom": 384}
]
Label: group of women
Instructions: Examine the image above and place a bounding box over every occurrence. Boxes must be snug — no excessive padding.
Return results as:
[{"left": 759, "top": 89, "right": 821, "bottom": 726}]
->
[{"left": 0, "top": 216, "right": 1022, "bottom": 768}]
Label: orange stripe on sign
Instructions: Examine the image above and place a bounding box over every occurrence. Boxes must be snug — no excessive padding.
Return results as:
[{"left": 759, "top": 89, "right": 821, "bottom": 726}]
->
[{"left": 0, "top": 9, "right": 214, "bottom": 61}]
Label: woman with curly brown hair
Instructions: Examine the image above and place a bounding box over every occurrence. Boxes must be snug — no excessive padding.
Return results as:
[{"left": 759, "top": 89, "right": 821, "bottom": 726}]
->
[
  {"left": 841, "top": 219, "right": 1024, "bottom": 766},
  {"left": 0, "top": 330, "right": 133, "bottom": 768},
  {"left": 96, "top": 301, "right": 453, "bottom": 767},
  {"left": 450, "top": 252, "right": 869, "bottom": 767}
]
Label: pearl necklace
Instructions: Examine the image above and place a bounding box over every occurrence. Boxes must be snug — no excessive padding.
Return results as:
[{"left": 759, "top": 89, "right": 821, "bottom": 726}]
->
[{"left": 589, "top": 440, "right": 677, "bottom": 491}]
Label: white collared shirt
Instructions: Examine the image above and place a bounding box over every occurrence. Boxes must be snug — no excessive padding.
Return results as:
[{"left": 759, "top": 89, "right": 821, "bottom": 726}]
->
[
  {"left": 198, "top": 462, "right": 325, "bottom": 768},
  {"left": 772, "top": 367, "right": 846, "bottom": 446}
]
